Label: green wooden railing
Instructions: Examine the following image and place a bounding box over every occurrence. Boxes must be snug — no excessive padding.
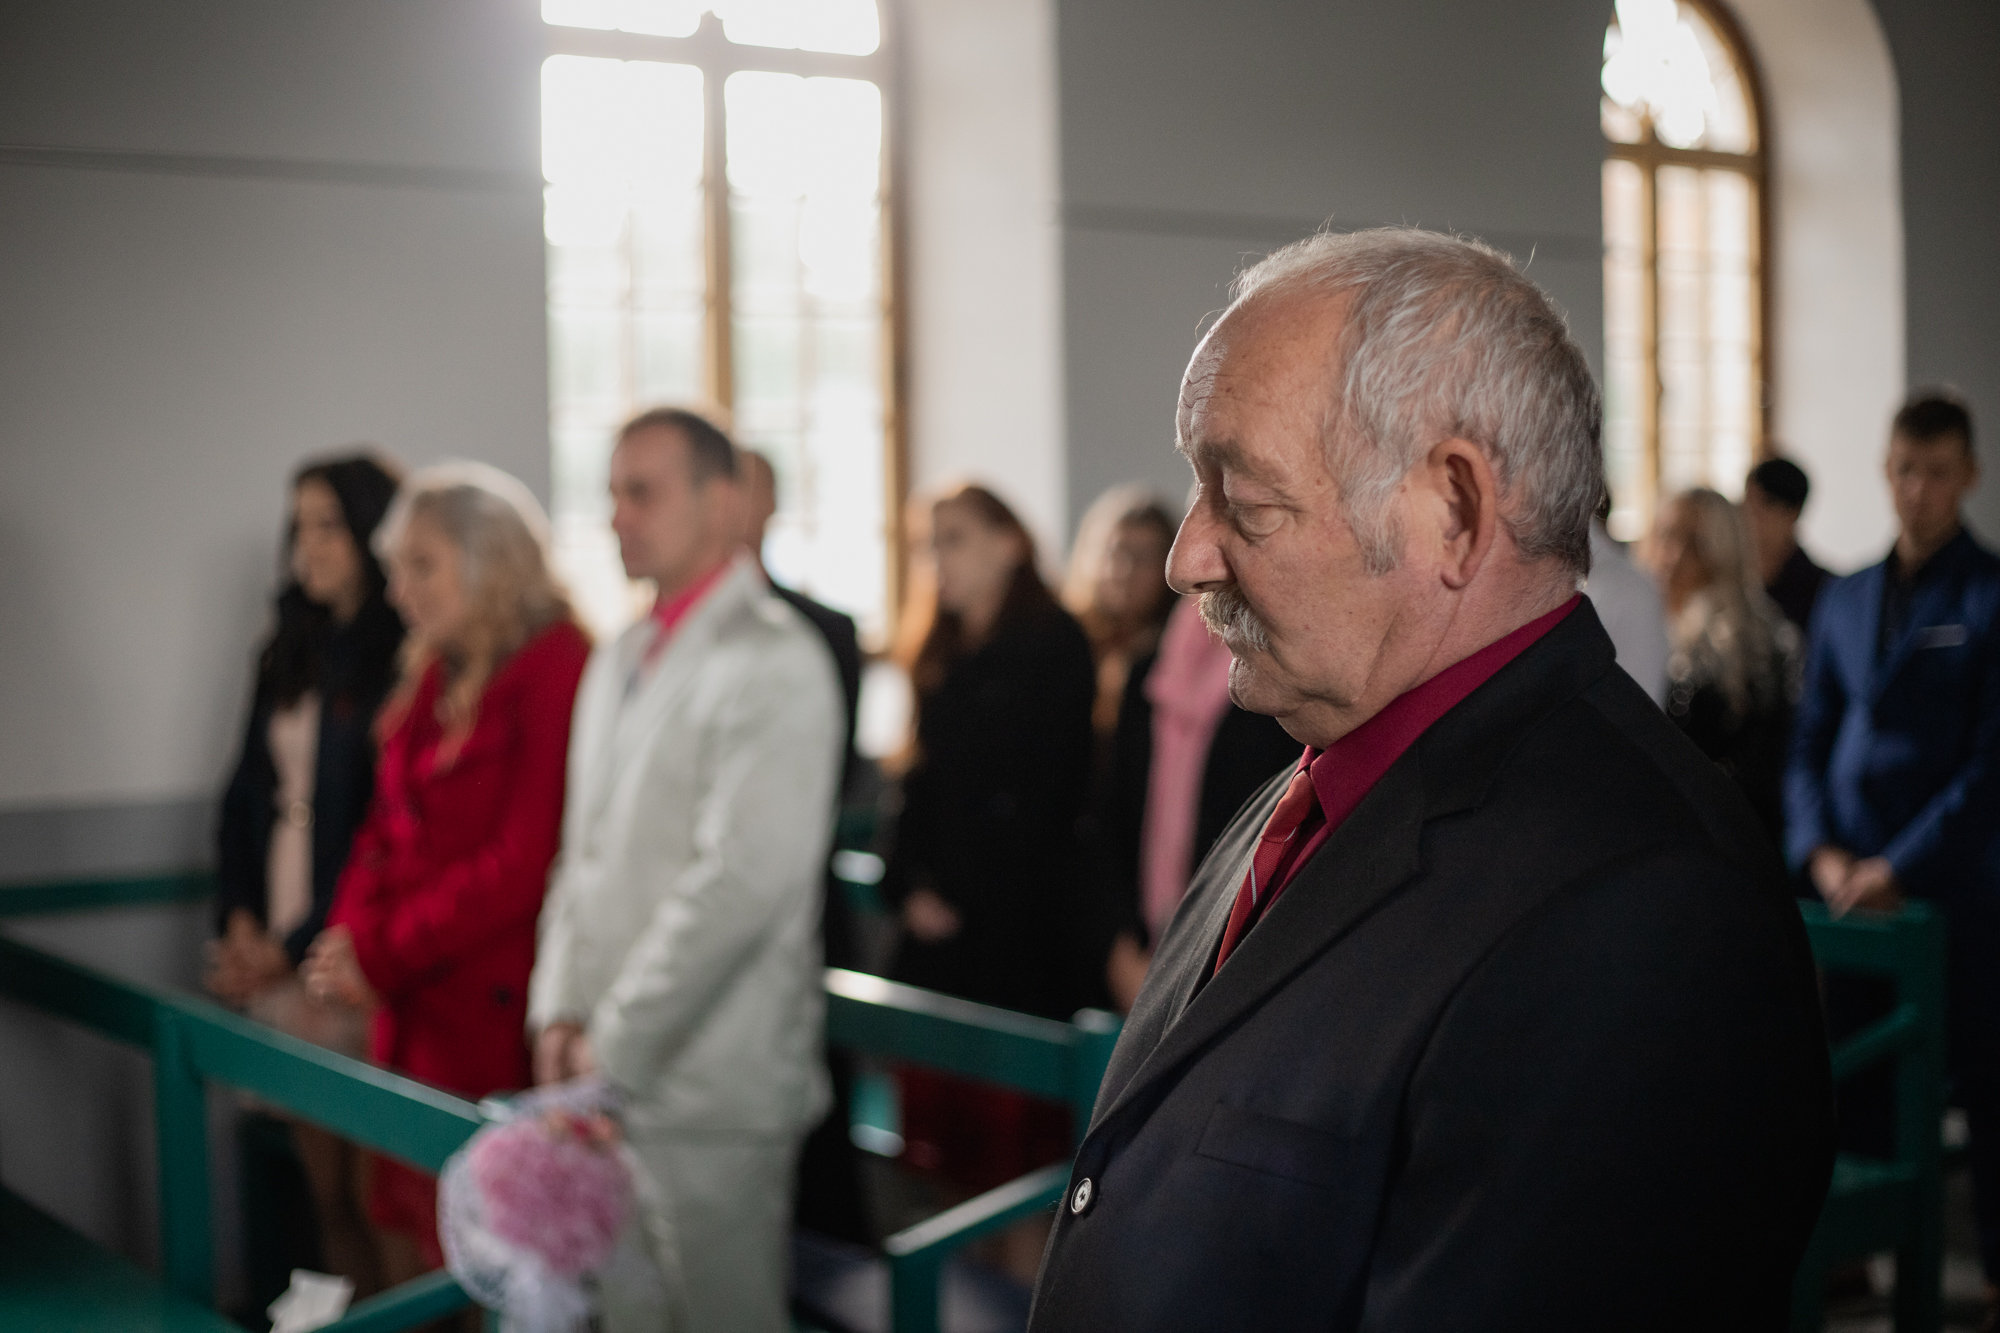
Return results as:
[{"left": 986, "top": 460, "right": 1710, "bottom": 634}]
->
[
  {"left": 825, "top": 969, "right": 1120, "bottom": 1333},
  {"left": 0, "top": 914, "right": 488, "bottom": 1332},
  {"left": 0, "top": 872, "right": 1120, "bottom": 1333},
  {"left": 1791, "top": 900, "right": 1948, "bottom": 1333}
]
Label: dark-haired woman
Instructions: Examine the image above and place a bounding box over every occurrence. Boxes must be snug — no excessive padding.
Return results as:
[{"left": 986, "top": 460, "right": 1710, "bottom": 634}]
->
[
  {"left": 881, "top": 484, "right": 1095, "bottom": 1278},
  {"left": 207, "top": 453, "right": 405, "bottom": 1300}
]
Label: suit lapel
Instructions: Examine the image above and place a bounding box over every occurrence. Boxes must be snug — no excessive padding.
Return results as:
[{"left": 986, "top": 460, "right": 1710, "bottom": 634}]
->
[
  {"left": 1090, "top": 771, "right": 1286, "bottom": 1115},
  {"left": 1088, "top": 600, "right": 1618, "bottom": 1139},
  {"left": 1869, "top": 542, "right": 1964, "bottom": 703},
  {"left": 590, "top": 560, "right": 758, "bottom": 802},
  {"left": 1092, "top": 757, "right": 1426, "bottom": 1133},
  {"left": 569, "top": 625, "right": 646, "bottom": 831}
]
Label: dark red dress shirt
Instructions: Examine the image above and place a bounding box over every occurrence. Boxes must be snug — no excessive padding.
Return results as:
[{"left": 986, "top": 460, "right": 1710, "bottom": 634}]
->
[{"left": 1215, "top": 596, "right": 1580, "bottom": 970}]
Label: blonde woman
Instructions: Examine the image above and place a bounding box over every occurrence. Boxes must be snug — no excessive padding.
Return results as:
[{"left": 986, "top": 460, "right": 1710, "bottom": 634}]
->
[
  {"left": 1647, "top": 486, "right": 1796, "bottom": 841},
  {"left": 302, "top": 461, "right": 590, "bottom": 1281}
]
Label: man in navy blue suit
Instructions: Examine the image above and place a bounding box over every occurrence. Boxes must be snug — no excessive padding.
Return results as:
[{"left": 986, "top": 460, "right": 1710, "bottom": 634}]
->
[{"left": 1786, "top": 390, "right": 2000, "bottom": 1293}]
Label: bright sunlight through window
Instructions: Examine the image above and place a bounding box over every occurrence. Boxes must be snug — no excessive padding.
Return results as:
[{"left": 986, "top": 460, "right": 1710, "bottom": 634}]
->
[
  {"left": 1600, "top": 0, "right": 1765, "bottom": 541},
  {"left": 541, "top": 1, "right": 892, "bottom": 639}
]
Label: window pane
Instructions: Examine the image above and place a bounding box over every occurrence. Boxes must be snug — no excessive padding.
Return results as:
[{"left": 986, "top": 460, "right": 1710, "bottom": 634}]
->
[
  {"left": 714, "top": 0, "right": 881, "bottom": 56},
  {"left": 1684, "top": 4, "right": 1755, "bottom": 153},
  {"left": 726, "top": 71, "right": 887, "bottom": 636},
  {"left": 1602, "top": 157, "right": 1651, "bottom": 541},
  {"left": 542, "top": 56, "right": 707, "bottom": 634},
  {"left": 1655, "top": 164, "right": 1760, "bottom": 500},
  {"left": 1601, "top": 0, "right": 1756, "bottom": 153}
]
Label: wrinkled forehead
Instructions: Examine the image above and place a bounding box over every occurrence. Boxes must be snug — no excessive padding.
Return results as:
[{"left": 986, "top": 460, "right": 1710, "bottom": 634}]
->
[{"left": 1177, "top": 293, "right": 1347, "bottom": 477}]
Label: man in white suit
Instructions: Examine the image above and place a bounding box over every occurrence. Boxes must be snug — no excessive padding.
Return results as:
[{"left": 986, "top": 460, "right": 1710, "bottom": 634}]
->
[{"left": 528, "top": 407, "right": 845, "bottom": 1333}]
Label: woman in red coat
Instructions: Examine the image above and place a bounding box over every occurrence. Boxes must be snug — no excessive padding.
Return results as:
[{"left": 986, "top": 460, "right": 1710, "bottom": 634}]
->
[{"left": 303, "top": 461, "right": 589, "bottom": 1279}]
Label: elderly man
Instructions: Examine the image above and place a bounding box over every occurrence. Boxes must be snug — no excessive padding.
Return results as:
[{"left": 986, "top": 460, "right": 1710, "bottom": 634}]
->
[
  {"left": 1027, "top": 231, "right": 1832, "bottom": 1330},
  {"left": 528, "top": 408, "right": 844, "bottom": 1333}
]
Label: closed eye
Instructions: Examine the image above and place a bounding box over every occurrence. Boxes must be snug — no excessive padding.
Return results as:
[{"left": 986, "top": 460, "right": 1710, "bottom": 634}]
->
[{"left": 1229, "top": 503, "right": 1284, "bottom": 540}]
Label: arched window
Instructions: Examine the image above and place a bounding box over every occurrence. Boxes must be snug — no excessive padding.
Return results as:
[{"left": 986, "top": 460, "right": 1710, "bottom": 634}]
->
[
  {"left": 1600, "top": 0, "right": 1767, "bottom": 540},
  {"left": 540, "top": 0, "right": 898, "bottom": 638}
]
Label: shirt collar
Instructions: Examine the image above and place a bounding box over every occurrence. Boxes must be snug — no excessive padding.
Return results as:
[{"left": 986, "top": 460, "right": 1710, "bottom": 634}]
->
[
  {"left": 649, "top": 558, "right": 734, "bottom": 640},
  {"left": 1302, "top": 595, "right": 1582, "bottom": 829}
]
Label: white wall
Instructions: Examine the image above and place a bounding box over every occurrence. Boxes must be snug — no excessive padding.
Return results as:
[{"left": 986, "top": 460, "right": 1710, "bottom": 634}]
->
[
  {"left": 1734, "top": 0, "right": 1905, "bottom": 571},
  {"left": 0, "top": 0, "right": 548, "bottom": 854},
  {"left": 1870, "top": 0, "right": 2000, "bottom": 547},
  {"left": 899, "top": 0, "right": 1068, "bottom": 567},
  {"left": 0, "top": 0, "right": 553, "bottom": 1299},
  {"left": 0, "top": 904, "right": 216, "bottom": 1287}
]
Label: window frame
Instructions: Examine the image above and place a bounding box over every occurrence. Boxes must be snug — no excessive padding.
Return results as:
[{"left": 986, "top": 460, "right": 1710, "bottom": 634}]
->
[
  {"left": 1602, "top": 0, "right": 1772, "bottom": 531},
  {"left": 542, "top": 8, "right": 911, "bottom": 628}
]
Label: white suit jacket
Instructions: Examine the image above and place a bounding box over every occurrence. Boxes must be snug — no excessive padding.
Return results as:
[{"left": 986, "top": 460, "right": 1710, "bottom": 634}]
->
[{"left": 528, "top": 557, "right": 844, "bottom": 1138}]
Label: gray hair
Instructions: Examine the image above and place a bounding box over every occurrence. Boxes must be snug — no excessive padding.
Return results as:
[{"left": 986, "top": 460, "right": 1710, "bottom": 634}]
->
[{"left": 1227, "top": 228, "right": 1603, "bottom": 575}]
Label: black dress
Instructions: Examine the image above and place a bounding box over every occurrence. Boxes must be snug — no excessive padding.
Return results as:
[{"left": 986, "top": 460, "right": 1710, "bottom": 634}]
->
[
  {"left": 215, "top": 599, "right": 404, "bottom": 961},
  {"left": 885, "top": 602, "right": 1096, "bottom": 1020},
  {"left": 1663, "top": 604, "right": 1793, "bottom": 849}
]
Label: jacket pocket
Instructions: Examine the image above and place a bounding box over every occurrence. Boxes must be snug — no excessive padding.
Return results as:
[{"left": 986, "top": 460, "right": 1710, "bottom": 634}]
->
[{"left": 1194, "top": 1104, "right": 1348, "bottom": 1189}]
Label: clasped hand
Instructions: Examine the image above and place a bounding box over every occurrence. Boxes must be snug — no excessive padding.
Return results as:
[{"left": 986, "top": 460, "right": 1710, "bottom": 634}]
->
[
  {"left": 203, "top": 909, "right": 293, "bottom": 1005},
  {"left": 301, "top": 925, "right": 381, "bottom": 1010},
  {"left": 533, "top": 1020, "right": 599, "bottom": 1087},
  {"left": 1810, "top": 847, "right": 1902, "bottom": 918}
]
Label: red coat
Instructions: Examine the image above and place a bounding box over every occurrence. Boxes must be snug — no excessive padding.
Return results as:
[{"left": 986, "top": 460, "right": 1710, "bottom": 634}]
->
[{"left": 329, "top": 619, "right": 589, "bottom": 1100}]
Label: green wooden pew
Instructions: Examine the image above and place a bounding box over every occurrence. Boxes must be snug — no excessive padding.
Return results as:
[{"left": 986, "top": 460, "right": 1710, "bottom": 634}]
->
[
  {"left": 0, "top": 901, "right": 488, "bottom": 1332},
  {"left": 0, "top": 871, "right": 1118, "bottom": 1333},
  {"left": 1791, "top": 900, "right": 1948, "bottom": 1333}
]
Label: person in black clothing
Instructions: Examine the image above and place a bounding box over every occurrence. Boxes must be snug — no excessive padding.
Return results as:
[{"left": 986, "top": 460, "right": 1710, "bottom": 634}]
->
[
  {"left": 739, "top": 447, "right": 873, "bottom": 1248},
  {"left": 1061, "top": 485, "right": 1179, "bottom": 788},
  {"left": 1744, "top": 456, "right": 1831, "bottom": 631},
  {"left": 741, "top": 450, "right": 863, "bottom": 798},
  {"left": 1093, "top": 596, "right": 1298, "bottom": 1012},
  {"left": 885, "top": 483, "right": 1095, "bottom": 1016},
  {"left": 883, "top": 482, "right": 1095, "bottom": 1277},
  {"left": 207, "top": 452, "right": 404, "bottom": 1304},
  {"left": 1647, "top": 486, "right": 1795, "bottom": 846},
  {"left": 213, "top": 455, "right": 404, "bottom": 969}
]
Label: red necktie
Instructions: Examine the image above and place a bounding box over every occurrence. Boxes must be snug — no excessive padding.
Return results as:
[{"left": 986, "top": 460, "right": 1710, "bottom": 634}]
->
[{"left": 1212, "top": 765, "right": 1324, "bottom": 973}]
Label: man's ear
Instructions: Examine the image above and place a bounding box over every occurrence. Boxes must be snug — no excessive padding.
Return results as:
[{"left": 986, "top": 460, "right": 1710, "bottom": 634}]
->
[{"left": 1429, "top": 437, "right": 1499, "bottom": 590}]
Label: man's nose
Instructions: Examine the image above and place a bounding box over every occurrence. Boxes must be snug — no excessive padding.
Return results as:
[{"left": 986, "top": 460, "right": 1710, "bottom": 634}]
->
[{"left": 1167, "top": 506, "right": 1229, "bottom": 594}]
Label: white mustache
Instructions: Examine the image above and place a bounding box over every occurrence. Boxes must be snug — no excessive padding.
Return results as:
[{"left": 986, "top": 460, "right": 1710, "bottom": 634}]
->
[{"left": 1198, "top": 587, "right": 1271, "bottom": 653}]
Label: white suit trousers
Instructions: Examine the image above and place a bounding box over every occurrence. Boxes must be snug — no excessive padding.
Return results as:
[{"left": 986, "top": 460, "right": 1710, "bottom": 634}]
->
[{"left": 602, "top": 1130, "right": 799, "bottom": 1333}]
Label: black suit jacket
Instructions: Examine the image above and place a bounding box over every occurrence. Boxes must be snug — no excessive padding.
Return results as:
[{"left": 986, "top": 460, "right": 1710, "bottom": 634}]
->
[
  {"left": 1029, "top": 603, "right": 1834, "bottom": 1332},
  {"left": 771, "top": 583, "right": 863, "bottom": 794}
]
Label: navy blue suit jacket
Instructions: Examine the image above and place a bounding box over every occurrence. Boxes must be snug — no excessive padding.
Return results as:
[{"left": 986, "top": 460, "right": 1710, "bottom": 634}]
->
[{"left": 1783, "top": 529, "right": 2000, "bottom": 912}]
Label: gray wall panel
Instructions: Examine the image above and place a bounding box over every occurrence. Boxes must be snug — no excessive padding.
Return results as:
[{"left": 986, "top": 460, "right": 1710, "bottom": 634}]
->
[
  {"left": 1870, "top": 0, "right": 2000, "bottom": 541},
  {"left": 1054, "top": 0, "right": 1608, "bottom": 535}
]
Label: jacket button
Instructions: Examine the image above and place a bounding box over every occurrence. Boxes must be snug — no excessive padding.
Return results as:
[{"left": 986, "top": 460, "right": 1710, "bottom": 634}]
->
[{"left": 1070, "top": 1177, "right": 1094, "bottom": 1215}]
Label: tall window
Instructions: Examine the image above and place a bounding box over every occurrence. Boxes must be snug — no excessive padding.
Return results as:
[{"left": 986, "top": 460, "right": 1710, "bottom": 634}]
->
[
  {"left": 1600, "top": 0, "right": 1766, "bottom": 540},
  {"left": 541, "top": 0, "right": 896, "bottom": 637}
]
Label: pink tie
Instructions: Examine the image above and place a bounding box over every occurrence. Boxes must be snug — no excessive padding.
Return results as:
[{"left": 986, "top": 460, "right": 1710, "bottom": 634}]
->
[{"left": 1212, "top": 766, "right": 1324, "bottom": 974}]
